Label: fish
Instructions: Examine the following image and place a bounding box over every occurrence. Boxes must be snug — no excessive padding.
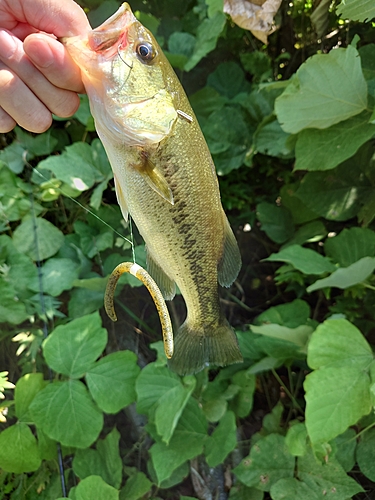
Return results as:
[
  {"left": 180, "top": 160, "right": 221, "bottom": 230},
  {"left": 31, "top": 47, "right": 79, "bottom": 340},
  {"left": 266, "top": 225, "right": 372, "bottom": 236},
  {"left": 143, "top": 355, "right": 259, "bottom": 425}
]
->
[{"left": 62, "top": 3, "right": 243, "bottom": 375}]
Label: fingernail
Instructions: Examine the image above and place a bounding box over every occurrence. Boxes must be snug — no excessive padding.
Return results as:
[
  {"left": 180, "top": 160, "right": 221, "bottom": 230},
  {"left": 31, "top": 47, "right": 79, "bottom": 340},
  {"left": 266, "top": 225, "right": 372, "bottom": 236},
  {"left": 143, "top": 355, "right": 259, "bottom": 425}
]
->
[
  {"left": 0, "top": 30, "right": 19, "bottom": 60},
  {"left": 25, "top": 34, "right": 56, "bottom": 69}
]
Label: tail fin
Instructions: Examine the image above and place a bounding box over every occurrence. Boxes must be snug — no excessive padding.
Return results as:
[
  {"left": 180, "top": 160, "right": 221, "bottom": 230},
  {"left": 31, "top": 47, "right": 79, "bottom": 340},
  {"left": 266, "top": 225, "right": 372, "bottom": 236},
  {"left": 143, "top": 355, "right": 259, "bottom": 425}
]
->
[{"left": 168, "top": 318, "right": 243, "bottom": 376}]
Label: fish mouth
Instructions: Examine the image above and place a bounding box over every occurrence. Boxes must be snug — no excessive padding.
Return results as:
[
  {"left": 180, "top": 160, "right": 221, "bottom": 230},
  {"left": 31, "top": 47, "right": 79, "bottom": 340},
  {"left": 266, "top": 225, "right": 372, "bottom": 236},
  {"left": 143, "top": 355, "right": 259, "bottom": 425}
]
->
[{"left": 61, "top": 3, "right": 136, "bottom": 56}]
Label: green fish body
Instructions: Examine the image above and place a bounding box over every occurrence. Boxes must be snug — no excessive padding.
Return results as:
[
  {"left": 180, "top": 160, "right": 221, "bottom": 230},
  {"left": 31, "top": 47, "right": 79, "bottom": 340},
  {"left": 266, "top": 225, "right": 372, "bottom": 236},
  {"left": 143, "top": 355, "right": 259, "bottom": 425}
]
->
[{"left": 63, "top": 3, "right": 243, "bottom": 374}]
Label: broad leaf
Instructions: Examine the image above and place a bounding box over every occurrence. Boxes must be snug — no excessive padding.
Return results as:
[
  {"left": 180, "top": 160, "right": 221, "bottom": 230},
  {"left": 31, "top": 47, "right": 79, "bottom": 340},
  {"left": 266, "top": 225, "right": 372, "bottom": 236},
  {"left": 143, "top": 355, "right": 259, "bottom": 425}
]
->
[
  {"left": 285, "top": 422, "right": 308, "bottom": 457},
  {"left": 30, "top": 380, "right": 103, "bottom": 448},
  {"left": 43, "top": 312, "right": 107, "bottom": 378},
  {"left": 275, "top": 46, "right": 367, "bottom": 133},
  {"left": 295, "top": 111, "right": 375, "bottom": 171},
  {"left": 256, "top": 202, "right": 294, "bottom": 243},
  {"left": 356, "top": 428, "right": 375, "bottom": 481},
  {"left": 120, "top": 471, "right": 153, "bottom": 500},
  {"left": 205, "top": 411, "right": 237, "bottom": 467},
  {"left": 86, "top": 351, "right": 140, "bottom": 414},
  {"left": 307, "top": 256, "right": 375, "bottom": 292},
  {"left": 73, "top": 428, "right": 122, "bottom": 489},
  {"left": 75, "top": 476, "right": 119, "bottom": 500},
  {"left": 337, "top": 0, "right": 375, "bottom": 22},
  {"left": 0, "top": 423, "right": 41, "bottom": 473},
  {"left": 15, "top": 373, "right": 45, "bottom": 422},
  {"left": 307, "top": 319, "right": 373, "bottom": 370},
  {"left": 149, "top": 398, "right": 207, "bottom": 484},
  {"left": 28, "top": 258, "right": 80, "bottom": 296},
  {"left": 13, "top": 217, "right": 64, "bottom": 261},
  {"left": 233, "top": 434, "right": 295, "bottom": 491},
  {"left": 265, "top": 245, "right": 335, "bottom": 274},
  {"left": 324, "top": 227, "right": 375, "bottom": 266},
  {"left": 256, "top": 299, "right": 311, "bottom": 328},
  {"left": 298, "top": 448, "right": 364, "bottom": 497}
]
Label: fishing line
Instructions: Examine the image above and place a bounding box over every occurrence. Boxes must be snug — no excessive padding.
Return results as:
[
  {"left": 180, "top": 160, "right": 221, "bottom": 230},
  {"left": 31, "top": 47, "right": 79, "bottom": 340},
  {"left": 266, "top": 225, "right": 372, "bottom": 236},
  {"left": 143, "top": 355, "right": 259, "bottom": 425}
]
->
[
  {"left": 29, "top": 186, "right": 67, "bottom": 498},
  {"left": 31, "top": 166, "right": 134, "bottom": 248}
]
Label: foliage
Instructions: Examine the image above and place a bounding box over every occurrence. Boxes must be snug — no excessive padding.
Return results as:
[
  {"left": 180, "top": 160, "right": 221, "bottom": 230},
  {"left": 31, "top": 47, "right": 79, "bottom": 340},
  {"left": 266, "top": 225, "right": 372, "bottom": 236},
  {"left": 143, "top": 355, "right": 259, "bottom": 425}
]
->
[{"left": 1, "top": 0, "right": 375, "bottom": 499}]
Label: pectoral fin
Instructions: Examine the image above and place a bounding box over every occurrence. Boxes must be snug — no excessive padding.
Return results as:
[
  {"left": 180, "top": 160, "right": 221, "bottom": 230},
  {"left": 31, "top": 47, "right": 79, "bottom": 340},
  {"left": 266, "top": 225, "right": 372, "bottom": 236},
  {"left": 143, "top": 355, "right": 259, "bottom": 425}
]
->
[
  {"left": 218, "top": 214, "right": 242, "bottom": 287},
  {"left": 139, "top": 157, "right": 174, "bottom": 205},
  {"left": 113, "top": 174, "right": 129, "bottom": 222},
  {"left": 147, "top": 247, "right": 176, "bottom": 300}
]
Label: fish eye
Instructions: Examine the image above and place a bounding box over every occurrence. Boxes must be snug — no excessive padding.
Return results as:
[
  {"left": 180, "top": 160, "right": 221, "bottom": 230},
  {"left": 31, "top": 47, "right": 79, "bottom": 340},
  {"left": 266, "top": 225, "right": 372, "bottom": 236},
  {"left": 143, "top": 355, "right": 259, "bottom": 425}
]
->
[{"left": 136, "top": 42, "right": 155, "bottom": 62}]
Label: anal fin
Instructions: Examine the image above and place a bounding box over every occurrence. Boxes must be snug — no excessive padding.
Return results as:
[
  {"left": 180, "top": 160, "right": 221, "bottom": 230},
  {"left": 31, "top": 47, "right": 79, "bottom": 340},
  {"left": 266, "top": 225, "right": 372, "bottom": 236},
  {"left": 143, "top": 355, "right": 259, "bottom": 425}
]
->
[
  {"left": 218, "top": 214, "right": 241, "bottom": 287},
  {"left": 146, "top": 247, "right": 176, "bottom": 300}
]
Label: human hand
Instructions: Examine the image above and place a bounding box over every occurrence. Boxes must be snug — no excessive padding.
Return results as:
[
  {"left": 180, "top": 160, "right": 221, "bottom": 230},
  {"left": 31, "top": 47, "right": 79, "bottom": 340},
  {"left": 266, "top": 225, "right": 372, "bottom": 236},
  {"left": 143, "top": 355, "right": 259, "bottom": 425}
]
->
[{"left": 0, "top": 0, "right": 91, "bottom": 133}]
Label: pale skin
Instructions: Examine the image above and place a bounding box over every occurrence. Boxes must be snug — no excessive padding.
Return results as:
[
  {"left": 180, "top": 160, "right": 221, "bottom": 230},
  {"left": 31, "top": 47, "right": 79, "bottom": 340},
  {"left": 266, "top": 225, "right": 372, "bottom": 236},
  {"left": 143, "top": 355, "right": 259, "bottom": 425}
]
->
[{"left": 0, "top": 0, "right": 90, "bottom": 133}]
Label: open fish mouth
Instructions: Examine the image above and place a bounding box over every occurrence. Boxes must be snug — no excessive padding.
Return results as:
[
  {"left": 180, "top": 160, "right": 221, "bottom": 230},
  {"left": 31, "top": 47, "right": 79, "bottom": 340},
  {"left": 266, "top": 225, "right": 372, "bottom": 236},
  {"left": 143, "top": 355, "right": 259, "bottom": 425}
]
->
[{"left": 61, "top": 3, "right": 135, "bottom": 60}]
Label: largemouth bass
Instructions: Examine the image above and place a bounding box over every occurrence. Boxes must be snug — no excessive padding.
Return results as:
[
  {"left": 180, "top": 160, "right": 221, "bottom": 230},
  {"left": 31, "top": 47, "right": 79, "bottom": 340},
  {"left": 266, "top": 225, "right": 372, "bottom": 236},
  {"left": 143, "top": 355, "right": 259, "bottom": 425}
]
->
[{"left": 63, "top": 3, "right": 243, "bottom": 375}]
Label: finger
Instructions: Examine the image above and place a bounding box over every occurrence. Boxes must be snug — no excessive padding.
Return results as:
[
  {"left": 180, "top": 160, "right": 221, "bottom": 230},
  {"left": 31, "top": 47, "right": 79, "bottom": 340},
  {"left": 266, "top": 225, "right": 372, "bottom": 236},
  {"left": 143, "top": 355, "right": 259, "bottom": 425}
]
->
[
  {"left": 1, "top": 0, "right": 91, "bottom": 37},
  {"left": 0, "top": 64, "right": 52, "bottom": 133},
  {"left": 0, "top": 106, "right": 17, "bottom": 133},
  {"left": 24, "top": 33, "right": 85, "bottom": 93},
  {"left": 0, "top": 30, "right": 80, "bottom": 119}
]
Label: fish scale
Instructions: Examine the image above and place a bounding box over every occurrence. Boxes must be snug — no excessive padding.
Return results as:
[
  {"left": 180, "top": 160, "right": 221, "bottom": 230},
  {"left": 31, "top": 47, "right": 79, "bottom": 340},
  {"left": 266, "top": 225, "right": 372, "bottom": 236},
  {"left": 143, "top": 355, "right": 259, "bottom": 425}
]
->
[{"left": 63, "top": 3, "right": 243, "bottom": 374}]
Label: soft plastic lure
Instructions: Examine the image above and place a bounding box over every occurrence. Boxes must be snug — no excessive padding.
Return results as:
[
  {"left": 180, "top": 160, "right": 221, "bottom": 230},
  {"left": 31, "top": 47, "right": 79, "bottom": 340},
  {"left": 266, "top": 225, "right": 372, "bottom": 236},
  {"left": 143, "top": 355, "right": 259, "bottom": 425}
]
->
[{"left": 104, "top": 262, "right": 174, "bottom": 359}]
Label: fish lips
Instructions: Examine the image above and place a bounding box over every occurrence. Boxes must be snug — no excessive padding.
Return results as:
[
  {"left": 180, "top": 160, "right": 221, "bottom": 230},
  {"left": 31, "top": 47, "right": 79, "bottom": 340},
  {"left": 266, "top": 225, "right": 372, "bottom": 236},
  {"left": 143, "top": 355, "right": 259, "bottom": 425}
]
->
[{"left": 60, "top": 3, "right": 135, "bottom": 57}]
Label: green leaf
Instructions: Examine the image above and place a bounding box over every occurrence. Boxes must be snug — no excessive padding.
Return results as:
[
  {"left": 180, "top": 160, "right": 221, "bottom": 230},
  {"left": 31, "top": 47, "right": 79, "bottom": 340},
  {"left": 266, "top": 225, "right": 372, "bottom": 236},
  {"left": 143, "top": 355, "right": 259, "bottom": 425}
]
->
[
  {"left": 205, "top": 411, "right": 237, "bottom": 467},
  {"left": 229, "top": 483, "right": 264, "bottom": 500},
  {"left": 13, "top": 217, "right": 64, "bottom": 261},
  {"left": 185, "top": 12, "right": 226, "bottom": 71},
  {"left": 295, "top": 111, "right": 375, "bottom": 172},
  {"left": 0, "top": 279, "right": 29, "bottom": 324},
  {"left": 297, "top": 448, "right": 364, "bottom": 497},
  {"left": 305, "top": 319, "right": 373, "bottom": 445},
  {"left": 251, "top": 324, "right": 312, "bottom": 350},
  {"left": 149, "top": 398, "right": 207, "bottom": 484},
  {"left": 86, "top": 351, "right": 140, "bottom": 414},
  {"left": 254, "top": 118, "right": 293, "bottom": 158},
  {"left": 68, "top": 287, "right": 105, "bottom": 319},
  {"left": 233, "top": 434, "right": 295, "bottom": 491},
  {"left": 256, "top": 299, "right": 311, "bottom": 328},
  {"left": 75, "top": 476, "right": 119, "bottom": 500},
  {"left": 285, "top": 422, "right": 308, "bottom": 457},
  {"left": 230, "top": 370, "right": 256, "bottom": 418},
  {"left": 333, "top": 428, "right": 357, "bottom": 472},
  {"left": 356, "top": 428, "right": 375, "bottom": 480},
  {"left": 120, "top": 471, "right": 153, "bottom": 500},
  {"left": 295, "top": 158, "right": 370, "bottom": 221},
  {"left": 324, "top": 227, "right": 375, "bottom": 266},
  {"left": 73, "top": 428, "right": 122, "bottom": 488},
  {"left": 38, "top": 142, "right": 103, "bottom": 192},
  {"left": 155, "top": 375, "right": 196, "bottom": 444},
  {"left": 135, "top": 363, "right": 182, "bottom": 415},
  {"left": 0, "top": 423, "right": 41, "bottom": 473},
  {"left": 28, "top": 258, "right": 80, "bottom": 296},
  {"left": 43, "top": 312, "right": 107, "bottom": 378},
  {"left": 256, "top": 202, "right": 294, "bottom": 244},
  {"left": 275, "top": 46, "right": 367, "bottom": 133},
  {"left": 270, "top": 477, "right": 320, "bottom": 500},
  {"left": 337, "top": 0, "right": 375, "bottom": 22},
  {"left": 30, "top": 380, "right": 103, "bottom": 448},
  {"left": 15, "top": 373, "right": 45, "bottom": 421},
  {"left": 307, "top": 256, "right": 375, "bottom": 292},
  {"left": 280, "top": 183, "right": 319, "bottom": 225},
  {"left": 307, "top": 319, "right": 373, "bottom": 370},
  {"left": 207, "top": 62, "right": 251, "bottom": 99},
  {"left": 265, "top": 245, "right": 335, "bottom": 274}
]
